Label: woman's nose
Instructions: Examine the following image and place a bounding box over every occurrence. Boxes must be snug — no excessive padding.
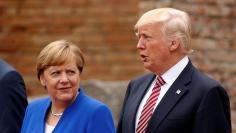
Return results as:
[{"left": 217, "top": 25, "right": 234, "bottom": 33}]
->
[{"left": 60, "top": 73, "right": 69, "bottom": 83}]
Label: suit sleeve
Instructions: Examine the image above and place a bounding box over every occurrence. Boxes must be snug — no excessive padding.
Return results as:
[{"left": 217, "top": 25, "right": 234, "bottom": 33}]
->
[
  {"left": 193, "top": 86, "right": 231, "bottom": 133},
  {"left": 87, "top": 105, "right": 115, "bottom": 133},
  {"left": 116, "top": 81, "right": 132, "bottom": 133},
  {"left": 0, "top": 71, "right": 28, "bottom": 133}
]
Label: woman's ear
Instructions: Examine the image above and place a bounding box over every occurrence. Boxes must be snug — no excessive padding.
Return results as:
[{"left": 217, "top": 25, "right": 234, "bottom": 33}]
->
[
  {"left": 39, "top": 75, "right": 46, "bottom": 87},
  {"left": 170, "top": 39, "right": 180, "bottom": 52}
]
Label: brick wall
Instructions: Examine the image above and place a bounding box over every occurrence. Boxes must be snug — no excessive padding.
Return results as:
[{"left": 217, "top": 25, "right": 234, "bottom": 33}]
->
[
  {"left": 0, "top": 0, "right": 235, "bottom": 99},
  {"left": 0, "top": 0, "right": 143, "bottom": 96}
]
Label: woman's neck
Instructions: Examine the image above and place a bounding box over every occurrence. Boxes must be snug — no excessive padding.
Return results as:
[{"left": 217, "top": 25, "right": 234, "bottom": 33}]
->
[{"left": 51, "top": 91, "right": 79, "bottom": 114}]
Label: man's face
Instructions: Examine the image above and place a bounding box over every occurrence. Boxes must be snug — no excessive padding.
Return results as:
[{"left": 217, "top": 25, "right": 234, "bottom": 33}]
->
[{"left": 135, "top": 23, "right": 171, "bottom": 74}]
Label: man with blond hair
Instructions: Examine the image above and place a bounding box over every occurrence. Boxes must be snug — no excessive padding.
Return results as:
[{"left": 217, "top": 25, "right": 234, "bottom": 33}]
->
[{"left": 117, "top": 8, "right": 231, "bottom": 133}]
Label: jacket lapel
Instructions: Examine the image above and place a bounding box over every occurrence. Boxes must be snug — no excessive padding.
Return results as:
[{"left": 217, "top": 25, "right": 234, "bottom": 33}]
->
[
  {"left": 41, "top": 98, "right": 51, "bottom": 133},
  {"left": 146, "top": 61, "right": 194, "bottom": 133},
  {"left": 128, "top": 74, "right": 156, "bottom": 132}
]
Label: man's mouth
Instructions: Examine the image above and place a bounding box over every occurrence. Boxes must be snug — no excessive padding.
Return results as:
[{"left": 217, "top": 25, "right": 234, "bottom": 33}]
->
[{"left": 140, "top": 54, "right": 148, "bottom": 62}]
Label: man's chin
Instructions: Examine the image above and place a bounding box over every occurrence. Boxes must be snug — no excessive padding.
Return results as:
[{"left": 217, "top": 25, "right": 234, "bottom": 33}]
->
[{"left": 143, "top": 63, "right": 152, "bottom": 70}]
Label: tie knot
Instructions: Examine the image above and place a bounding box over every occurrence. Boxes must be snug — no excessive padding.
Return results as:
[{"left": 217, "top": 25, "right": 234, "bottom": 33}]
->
[{"left": 156, "top": 76, "right": 165, "bottom": 86}]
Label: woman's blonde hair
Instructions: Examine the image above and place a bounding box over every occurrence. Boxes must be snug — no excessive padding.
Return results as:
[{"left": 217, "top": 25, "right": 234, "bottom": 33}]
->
[{"left": 36, "top": 40, "right": 85, "bottom": 79}]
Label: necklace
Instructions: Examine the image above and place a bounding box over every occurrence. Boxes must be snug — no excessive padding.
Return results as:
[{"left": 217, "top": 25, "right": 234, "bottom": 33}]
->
[
  {"left": 50, "top": 92, "right": 79, "bottom": 117},
  {"left": 50, "top": 109, "right": 63, "bottom": 117}
]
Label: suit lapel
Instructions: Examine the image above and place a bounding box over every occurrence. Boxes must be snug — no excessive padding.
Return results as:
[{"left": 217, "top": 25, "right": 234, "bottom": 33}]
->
[
  {"left": 146, "top": 61, "right": 194, "bottom": 133},
  {"left": 128, "top": 74, "right": 156, "bottom": 132}
]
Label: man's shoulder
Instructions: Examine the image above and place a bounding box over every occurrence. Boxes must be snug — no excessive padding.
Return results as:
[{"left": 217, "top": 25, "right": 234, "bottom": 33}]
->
[
  {"left": 192, "top": 68, "right": 220, "bottom": 87},
  {"left": 126, "top": 73, "right": 155, "bottom": 90},
  {"left": 190, "top": 67, "right": 226, "bottom": 95},
  {"left": 0, "top": 60, "right": 16, "bottom": 79},
  {"left": 132, "top": 73, "right": 154, "bottom": 82}
]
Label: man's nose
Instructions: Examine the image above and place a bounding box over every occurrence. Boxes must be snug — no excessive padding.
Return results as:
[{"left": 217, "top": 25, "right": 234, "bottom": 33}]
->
[{"left": 137, "top": 37, "right": 145, "bottom": 49}]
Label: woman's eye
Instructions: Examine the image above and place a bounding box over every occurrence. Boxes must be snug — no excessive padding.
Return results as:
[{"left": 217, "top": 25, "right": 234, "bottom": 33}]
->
[
  {"left": 67, "top": 70, "right": 75, "bottom": 75},
  {"left": 51, "top": 71, "right": 60, "bottom": 76}
]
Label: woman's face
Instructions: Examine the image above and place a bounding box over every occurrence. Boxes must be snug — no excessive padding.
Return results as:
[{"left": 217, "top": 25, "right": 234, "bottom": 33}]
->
[{"left": 40, "top": 59, "right": 80, "bottom": 103}]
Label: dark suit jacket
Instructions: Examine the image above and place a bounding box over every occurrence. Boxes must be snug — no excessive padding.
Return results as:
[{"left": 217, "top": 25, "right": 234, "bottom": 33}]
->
[
  {"left": 117, "top": 61, "right": 231, "bottom": 133},
  {"left": 0, "top": 60, "right": 28, "bottom": 133}
]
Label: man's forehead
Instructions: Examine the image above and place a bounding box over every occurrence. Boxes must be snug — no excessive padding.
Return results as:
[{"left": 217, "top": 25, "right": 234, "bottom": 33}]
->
[{"left": 134, "top": 23, "right": 162, "bottom": 33}]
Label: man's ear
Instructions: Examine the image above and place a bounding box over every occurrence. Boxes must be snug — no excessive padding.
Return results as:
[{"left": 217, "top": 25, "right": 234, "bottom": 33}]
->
[{"left": 170, "top": 39, "right": 180, "bottom": 52}]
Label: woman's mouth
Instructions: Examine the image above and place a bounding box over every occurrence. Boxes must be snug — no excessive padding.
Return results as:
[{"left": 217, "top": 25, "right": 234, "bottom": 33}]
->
[{"left": 58, "top": 87, "right": 71, "bottom": 90}]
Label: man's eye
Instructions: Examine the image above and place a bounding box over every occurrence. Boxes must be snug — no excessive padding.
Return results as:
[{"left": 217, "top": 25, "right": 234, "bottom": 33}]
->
[{"left": 143, "top": 35, "right": 150, "bottom": 39}]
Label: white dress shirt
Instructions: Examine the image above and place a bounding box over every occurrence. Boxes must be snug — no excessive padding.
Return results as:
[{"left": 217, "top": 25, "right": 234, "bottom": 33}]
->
[
  {"left": 45, "top": 123, "right": 55, "bottom": 133},
  {"left": 135, "top": 56, "right": 189, "bottom": 131}
]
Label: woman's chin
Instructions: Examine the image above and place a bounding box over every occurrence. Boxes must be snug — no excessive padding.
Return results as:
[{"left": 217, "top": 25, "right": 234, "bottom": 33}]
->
[{"left": 57, "top": 94, "right": 75, "bottom": 102}]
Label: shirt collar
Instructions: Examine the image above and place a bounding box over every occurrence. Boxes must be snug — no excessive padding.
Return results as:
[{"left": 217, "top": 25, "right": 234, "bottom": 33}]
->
[{"left": 161, "top": 56, "right": 189, "bottom": 85}]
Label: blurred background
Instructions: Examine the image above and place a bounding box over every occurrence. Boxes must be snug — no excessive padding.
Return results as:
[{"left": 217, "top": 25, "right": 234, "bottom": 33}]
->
[{"left": 0, "top": 0, "right": 235, "bottom": 131}]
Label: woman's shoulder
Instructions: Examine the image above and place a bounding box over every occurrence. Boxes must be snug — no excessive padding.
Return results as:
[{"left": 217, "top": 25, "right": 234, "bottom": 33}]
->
[
  {"left": 83, "top": 95, "right": 107, "bottom": 108},
  {"left": 76, "top": 91, "right": 110, "bottom": 113},
  {"left": 80, "top": 95, "right": 113, "bottom": 119},
  {"left": 27, "top": 96, "right": 50, "bottom": 111}
]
